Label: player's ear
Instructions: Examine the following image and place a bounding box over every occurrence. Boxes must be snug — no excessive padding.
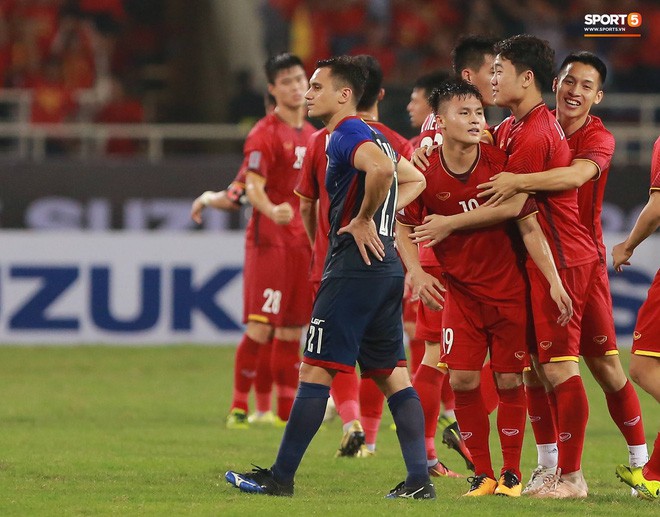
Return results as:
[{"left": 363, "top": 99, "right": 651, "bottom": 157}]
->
[
  {"left": 338, "top": 86, "right": 352, "bottom": 105},
  {"left": 522, "top": 69, "right": 534, "bottom": 88},
  {"left": 435, "top": 114, "right": 445, "bottom": 131},
  {"left": 461, "top": 69, "right": 471, "bottom": 82},
  {"left": 593, "top": 89, "right": 604, "bottom": 105},
  {"left": 377, "top": 88, "right": 385, "bottom": 102},
  {"left": 552, "top": 77, "right": 558, "bottom": 93}
]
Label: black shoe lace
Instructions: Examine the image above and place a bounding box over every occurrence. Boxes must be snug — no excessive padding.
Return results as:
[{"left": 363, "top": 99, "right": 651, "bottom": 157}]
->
[{"left": 467, "top": 474, "right": 488, "bottom": 490}]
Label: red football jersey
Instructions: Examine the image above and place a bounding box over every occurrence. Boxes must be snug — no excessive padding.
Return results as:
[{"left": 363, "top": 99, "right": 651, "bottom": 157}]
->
[
  {"left": 242, "top": 112, "right": 316, "bottom": 248},
  {"left": 295, "top": 120, "right": 414, "bottom": 283},
  {"left": 564, "top": 114, "right": 615, "bottom": 265},
  {"left": 492, "top": 103, "right": 598, "bottom": 269},
  {"left": 397, "top": 143, "right": 527, "bottom": 306},
  {"left": 652, "top": 136, "right": 660, "bottom": 190}
]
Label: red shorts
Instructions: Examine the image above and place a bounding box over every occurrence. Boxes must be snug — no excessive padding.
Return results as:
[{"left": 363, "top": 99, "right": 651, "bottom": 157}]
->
[
  {"left": 402, "top": 296, "right": 418, "bottom": 324},
  {"left": 632, "top": 268, "right": 660, "bottom": 358},
  {"left": 580, "top": 263, "right": 618, "bottom": 357},
  {"left": 441, "top": 282, "right": 529, "bottom": 373},
  {"left": 243, "top": 245, "right": 313, "bottom": 327},
  {"left": 528, "top": 260, "right": 599, "bottom": 364},
  {"left": 414, "top": 265, "right": 443, "bottom": 343}
]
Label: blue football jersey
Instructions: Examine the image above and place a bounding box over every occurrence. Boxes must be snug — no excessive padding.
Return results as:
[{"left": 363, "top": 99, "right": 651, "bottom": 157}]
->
[{"left": 323, "top": 116, "right": 403, "bottom": 279}]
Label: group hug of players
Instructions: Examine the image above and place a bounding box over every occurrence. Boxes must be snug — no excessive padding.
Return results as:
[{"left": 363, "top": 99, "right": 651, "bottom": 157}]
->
[{"left": 191, "top": 34, "right": 660, "bottom": 500}]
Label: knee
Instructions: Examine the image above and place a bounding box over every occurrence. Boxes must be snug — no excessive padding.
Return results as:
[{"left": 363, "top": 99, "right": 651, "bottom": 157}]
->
[
  {"left": 495, "top": 372, "right": 522, "bottom": 390},
  {"left": 449, "top": 370, "right": 480, "bottom": 392},
  {"left": 246, "top": 322, "right": 273, "bottom": 343}
]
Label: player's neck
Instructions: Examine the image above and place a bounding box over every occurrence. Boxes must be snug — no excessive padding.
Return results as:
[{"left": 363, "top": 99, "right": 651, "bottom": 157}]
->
[
  {"left": 556, "top": 111, "right": 588, "bottom": 138},
  {"left": 357, "top": 106, "right": 379, "bottom": 122},
  {"left": 273, "top": 105, "right": 306, "bottom": 128},
  {"left": 509, "top": 93, "right": 544, "bottom": 121},
  {"left": 440, "top": 140, "right": 479, "bottom": 174},
  {"left": 325, "top": 105, "right": 357, "bottom": 132}
]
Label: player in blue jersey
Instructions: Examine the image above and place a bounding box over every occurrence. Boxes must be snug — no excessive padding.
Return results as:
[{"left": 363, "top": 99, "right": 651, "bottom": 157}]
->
[{"left": 225, "top": 55, "right": 432, "bottom": 499}]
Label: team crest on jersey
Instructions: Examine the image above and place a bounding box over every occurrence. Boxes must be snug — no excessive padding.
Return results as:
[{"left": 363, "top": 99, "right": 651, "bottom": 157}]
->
[
  {"left": 248, "top": 151, "right": 262, "bottom": 170},
  {"left": 436, "top": 192, "right": 451, "bottom": 201},
  {"left": 539, "top": 340, "right": 552, "bottom": 350},
  {"left": 283, "top": 141, "right": 293, "bottom": 150},
  {"left": 593, "top": 335, "right": 607, "bottom": 345},
  {"left": 633, "top": 331, "right": 641, "bottom": 340},
  {"left": 514, "top": 351, "right": 526, "bottom": 360}
]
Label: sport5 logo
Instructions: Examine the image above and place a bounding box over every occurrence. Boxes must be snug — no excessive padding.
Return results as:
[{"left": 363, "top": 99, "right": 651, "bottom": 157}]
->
[{"left": 584, "top": 13, "right": 642, "bottom": 27}]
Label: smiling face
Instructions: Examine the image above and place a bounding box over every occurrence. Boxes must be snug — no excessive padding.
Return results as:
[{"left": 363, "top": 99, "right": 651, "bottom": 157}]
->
[
  {"left": 464, "top": 53, "right": 495, "bottom": 106},
  {"left": 406, "top": 87, "right": 433, "bottom": 128},
  {"left": 554, "top": 61, "right": 603, "bottom": 120},
  {"left": 491, "top": 55, "right": 526, "bottom": 108},
  {"left": 435, "top": 94, "right": 485, "bottom": 146},
  {"left": 268, "top": 65, "right": 308, "bottom": 111}
]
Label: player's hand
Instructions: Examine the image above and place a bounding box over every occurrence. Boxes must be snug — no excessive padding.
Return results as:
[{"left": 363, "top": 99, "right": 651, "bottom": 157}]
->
[
  {"left": 410, "top": 145, "right": 436, "bottom": 171},
  {"left": 190, "top": 196, "right": 206, "bottom": 224},
  {"left": 550, "top": 281, "right": 573, "bottom": 326},
  {"left": 337, "top": 216, "right": 385, "bottom": 266},
  {"left": 404, "top": 271, "right": 419, "bottom": 302},
  {"left": 410, "top": 269, "right": 445, "bottom": 310},
  {"left": 270, "top": 202, "right": 294, "bottom": 225},
  {"left": 612, "top": 242, "right": 633, "bottom": 272},
  {"left": 410, "top": 214, "right": 453, "bottom": 247},
  {"left": 477, "top": 172, "right": 520, "bottom": 206}
]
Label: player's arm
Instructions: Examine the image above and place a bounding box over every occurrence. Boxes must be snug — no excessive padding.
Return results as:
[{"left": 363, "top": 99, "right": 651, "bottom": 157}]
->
[
  {"left": 298, "top": 195, "right": 317, "bottom": 246},
  {"left": 191, "top": 188, "right": 241, "bottom": 224},
  {"left": 395, "top": 156, "right": 426, "bottom": 210},
  {"left": 477, "top": 159, "right": 599, "bottom": 206},
  {"left": 410, "top": 192, "right": 529, "bottom": 247},
  {"left": 246, "top": 172, "right": 294, "bottom": 225},
  {"left": 395, "top": 221, "right": 444, "bottom": 310},
  {"left": 338, "top": 141, "right": 395, "bottom": 265},
  {"left": 612, "top": 190, "right": 660, "bottom": 271},
  {"left": 517, "top": 214, "right": 573, "bottom": 326}
]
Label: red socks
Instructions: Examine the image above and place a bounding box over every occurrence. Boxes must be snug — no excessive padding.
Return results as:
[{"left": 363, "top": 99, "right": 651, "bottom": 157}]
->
[
  {"left": 553, "top": 375, "right": 589, "bottom": 474},
  {"left": 643, "top": 433, "right": 660, "bottom": 481},
  {"left": 330, "top": 371, "right": 360, "bottom": 424},
  {"left": 412, "top": 364, "right": 444, "bottom": 461},
  {"left": 408, "top": 338, "right": 425, "bottom": 375},
  {"left": 230, "top": 334, "right": 261, "bottom": 412},
  {"left": 359, "top": 377, "right": 384, "bottom": 446},
  {"left": 604, "top": 380, "right": 646, "bottom": 446},
  {"left": 440, "top": 374, "right": 455, "bottom": 412},
  {"left": 480, "top": 362, "right": 499, "bottom": 414},
  {"left": 526, "top": 384, "right": 557, "bottom": 445},
  {"left": 454, "top": 387, "right": 494, "bottom": 479},
  {"left": 496, "top": 385, "right": 526, "bottom": 479},
  {"left": 271, "top": 338, "right": 301, "bottom": 421}
]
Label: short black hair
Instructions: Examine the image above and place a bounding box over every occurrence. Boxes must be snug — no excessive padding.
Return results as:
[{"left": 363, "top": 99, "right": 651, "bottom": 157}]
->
[
  {"left": 452, "top": 35, "right": 498, "bottom": 75},
  {"left": 495, "top": 34, "right": 555, "bottom": 92},
  {"left": 429, "top": 79, "right": 483, "bottom": 115},
  {"left": 353, "top": 55, "right": 383, "bottom": 111},
  {"left": 317, "top": 55, "right": 367, "bottom": 106},
  {"left": 558, "top": 51, "right": 607, "bottom": 88},
  {"left": 264, "top": 53, "right": 304, "bottom": 84},
  {"left": 413, "top": 70, "right": 453, "bottom": 96}
]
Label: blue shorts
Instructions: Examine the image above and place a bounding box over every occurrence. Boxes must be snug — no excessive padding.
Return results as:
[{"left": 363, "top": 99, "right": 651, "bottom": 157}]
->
[{"left": 302, "top": 276, "right": 406, "bottom": 377}]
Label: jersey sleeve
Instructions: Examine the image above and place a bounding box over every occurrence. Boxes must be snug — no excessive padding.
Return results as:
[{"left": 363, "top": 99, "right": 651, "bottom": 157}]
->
[
  {"left": 242, "top": 124, "right": 274, "bottom": 178},
  {"left": 516, "top": 196, "right": 539, "bottom": 221},
  {"left": 573, "top": 126, "right": 615, "bottom": 179},
  {"left": 651, "top": 136, "right": 660, "bottom": 190},
  {"left": 295, "top": 132, "right": 322, "bottom": 200}
]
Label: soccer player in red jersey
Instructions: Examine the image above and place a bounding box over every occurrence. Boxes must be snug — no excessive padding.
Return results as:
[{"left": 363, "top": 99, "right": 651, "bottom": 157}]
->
[
  {"left": 209, "top": 53, "right": 316, "bottom": 429},
  {"left": 397, "top": 79, "right": 571, "bottom": 498},
  {"left": 411, "top": 35, "right": 597, "bottom": 498},
  {"left": 613, "top": 135, "right": 660, "bottom": 501},
  {"left": 476, "top": 51, "right": 649, "bottom": 489}
]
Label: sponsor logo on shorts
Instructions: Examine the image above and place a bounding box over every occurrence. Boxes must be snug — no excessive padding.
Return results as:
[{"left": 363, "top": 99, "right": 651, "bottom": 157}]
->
[
  {"left": 436, "top": 192, "right": 451, "bottom": 201},
  {"left": 633, "top": 331, "right": 641, "bottom": 340},
  {"left": 624, "top": 416, "right": 640, "bottom": 427},
  {"left": 501, "top": 428, "right": 519, "bottom": 436},
  {"left": 514, "top": 351, "right": 526, "bottom": 360},
  {"left": 241, "top": 369, "right": 257, "bottom": 379},
  {"left": 539, "top": 340, "right": 552, "bottom": 350},
  {"left": 559, "top": 432, "right": 572, "bottom": 442},
  {"left": 529, "top": 415, "right": 541, "bottom": 423},
  {"left": 460, "top": 432, "right": 472, "bottom": 440},
  {"left": 593, "top": 335, "right": 608, "bottom": 345}
]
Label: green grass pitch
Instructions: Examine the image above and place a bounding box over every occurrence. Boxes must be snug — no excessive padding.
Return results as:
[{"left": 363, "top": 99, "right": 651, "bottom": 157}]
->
[{"left": 0, "top": 345, "right": 657, "bottom": 516}]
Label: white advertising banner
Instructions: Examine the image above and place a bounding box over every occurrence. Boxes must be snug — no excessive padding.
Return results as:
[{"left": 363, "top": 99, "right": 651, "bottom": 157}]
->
[{"left": 0, "top": 231, "right": 658, "bottom": 345}]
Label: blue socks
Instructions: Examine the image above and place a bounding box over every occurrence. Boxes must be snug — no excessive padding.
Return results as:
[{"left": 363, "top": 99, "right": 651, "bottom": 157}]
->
[
  {"left": 388, "top": 386, "right": 430, "bottom": 487},
  {"left": 271, "top": 381, "right": 330, "bottom": 484}
]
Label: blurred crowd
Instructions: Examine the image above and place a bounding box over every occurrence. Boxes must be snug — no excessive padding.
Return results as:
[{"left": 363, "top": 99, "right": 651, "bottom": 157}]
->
[{"left": 262, "top": 0, "right": 660, "bottom": 92}]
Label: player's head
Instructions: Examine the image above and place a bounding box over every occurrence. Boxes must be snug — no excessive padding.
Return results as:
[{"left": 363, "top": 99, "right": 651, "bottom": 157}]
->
[
  {"left": 452, "top": 35, "right": 498, "bottom": 106},
  {"left": 406, "top": 70, "right": 452, "bottom": 128},
  {"left": 429, "top": 79, "right": 485, "bottom": 146},
  {"left": 492, "top": 35, "right": 555, "bottom": 107},
  {"left": 353, "top": 54, "right": 384, "bottom": 111},
  {"left": 306, "top": 56, "right": 368, "bottom": 121},
  {"left": 264, "top": 53, "right": 308, "bottom": 110},
  {"left": 554, "top": 51, "right": 606, "bottom": 119}
]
